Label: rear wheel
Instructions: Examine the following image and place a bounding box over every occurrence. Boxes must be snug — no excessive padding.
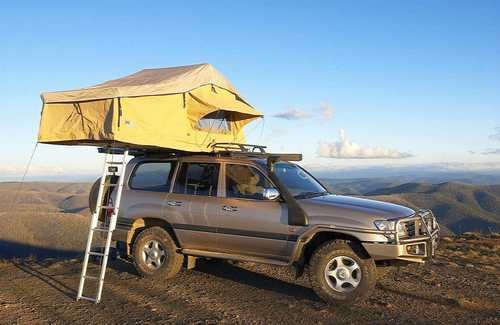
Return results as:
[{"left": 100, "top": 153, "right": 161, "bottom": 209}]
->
[
  {"left": 132, "top": 226, "right": 183, "bottom": 278},
  {"left": 308, "top": 240, "right": 376, "bottom": 305}
]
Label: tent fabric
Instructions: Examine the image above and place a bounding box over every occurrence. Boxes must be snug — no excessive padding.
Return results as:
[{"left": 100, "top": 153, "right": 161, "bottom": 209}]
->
[{"left": 38, "top": 64, "right": 263, "bottom": 152}]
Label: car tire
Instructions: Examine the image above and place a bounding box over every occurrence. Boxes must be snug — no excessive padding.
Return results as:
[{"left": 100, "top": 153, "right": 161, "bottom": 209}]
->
[
  {"left": 308, "top": 240, "right": 376, "bottom": 305},
  {"left": 132, "top": 226, "right": 183, "bottom": 279}
]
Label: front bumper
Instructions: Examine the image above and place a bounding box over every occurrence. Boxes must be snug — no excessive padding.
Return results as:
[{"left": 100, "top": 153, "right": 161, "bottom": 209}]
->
[{"left": 362, "top": 210, "right": 440, "bottom": 263}]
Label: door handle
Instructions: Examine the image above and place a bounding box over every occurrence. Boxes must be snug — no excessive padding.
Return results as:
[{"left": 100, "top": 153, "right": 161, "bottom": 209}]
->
[
  {"left": 222, "top": 205, "right": 238, "bottom": 212},
  {"left": 167, "top": 201, "right": 183, "bottom": 207}
]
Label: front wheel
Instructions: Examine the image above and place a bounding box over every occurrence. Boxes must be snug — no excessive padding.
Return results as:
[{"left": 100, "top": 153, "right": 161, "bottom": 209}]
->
[
  {"left": 132, "top": 226, "right": 183, "bottom": 279},
  {"left": 308, "top": 241, "right": 376, "bottom": 305}
]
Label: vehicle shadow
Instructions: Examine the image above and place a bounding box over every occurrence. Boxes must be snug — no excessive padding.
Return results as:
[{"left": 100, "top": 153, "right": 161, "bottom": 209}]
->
[
  {"left": 194, "top": 260, "right": 321, "bottom": 302},
  {"left": 107, "top": 257, "right": 321, "bottom": 302},
  {"left": 12, "top": 261, "right": 77, "bottom": 300},
  {"left": 0, "top": 239, "right": 81, "bottom": 259}
]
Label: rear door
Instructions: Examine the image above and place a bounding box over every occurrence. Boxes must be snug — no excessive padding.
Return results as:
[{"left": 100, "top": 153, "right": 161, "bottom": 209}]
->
[
  {"left": 119, "top": 160, "right": 176, "bottom": 227},
  {"left": 164, "top": 160, "right": 222, "bottom": 251},
  {"left": 216, "top": 163, "right": 290, "bottom": 260}
]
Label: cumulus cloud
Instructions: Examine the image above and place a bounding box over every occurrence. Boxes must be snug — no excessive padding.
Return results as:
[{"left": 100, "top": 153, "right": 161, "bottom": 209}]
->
[
  {"left": 319, "top": 101, "right": 334, "bottom": 120},
  {"left": 489, "top": 127, "right": 500, "bottom": 142},
  {"left": 317, "top": 129, "right": 413, "bottom": 159},
  {"left": 482, "top": 148, "right": 500, "bottom": 155},
  {"left": 272, "top": 108, "right": 311, "bottom": 120}
]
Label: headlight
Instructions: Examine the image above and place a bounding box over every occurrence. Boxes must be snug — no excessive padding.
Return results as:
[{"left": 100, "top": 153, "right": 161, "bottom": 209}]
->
[
  {"left": 374, "top": 220, "right": 395, "bottom": 231},
  {"left": 375, "top": 219, "right": 409, "bottom": 237},
  {"left": 397, "top": 222, "right": 408, "bottom": 237}
]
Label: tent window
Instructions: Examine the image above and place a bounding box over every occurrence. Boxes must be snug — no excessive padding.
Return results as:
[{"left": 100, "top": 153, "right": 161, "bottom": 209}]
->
[{"left": 197, "top": 110, "right": 231, "bottom": 132}]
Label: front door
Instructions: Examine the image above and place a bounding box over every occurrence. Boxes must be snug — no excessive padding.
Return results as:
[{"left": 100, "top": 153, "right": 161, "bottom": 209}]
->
[{"left": 216, "top": 163, "right": 290, "bottom": 260}]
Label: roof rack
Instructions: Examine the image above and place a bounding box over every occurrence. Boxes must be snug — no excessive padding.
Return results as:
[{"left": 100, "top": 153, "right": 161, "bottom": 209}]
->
[
  {"left": 97, "top": 143, "right": 302, "bottom": 163},
  {"left": 211, "top": 142, "right": 267, "bottom": 153},
  {"left": 97, "top": 147, "right": 182, "bottom": 157},
  {"left": 211, "top": 143, "right": 302, "bottom": 163}
]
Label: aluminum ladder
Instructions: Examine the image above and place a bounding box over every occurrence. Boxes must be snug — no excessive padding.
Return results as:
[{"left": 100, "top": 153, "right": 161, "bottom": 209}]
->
[{"left": 76, "top": 149, "right": 129, "bottom": 303}]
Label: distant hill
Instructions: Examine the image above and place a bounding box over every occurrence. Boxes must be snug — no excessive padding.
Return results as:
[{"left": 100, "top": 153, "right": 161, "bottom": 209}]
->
[
  {"left": 363, "top": 182, "right": 500, "bottom": 234},
  {"left": 321, "top": 178, "right": 405, "bottom": 195},
  {"left": 0, "top": 182, "right": 92, "bottom": 256},
  {"left": 321, "top": 174, "right": 500, "bottom": 195}
]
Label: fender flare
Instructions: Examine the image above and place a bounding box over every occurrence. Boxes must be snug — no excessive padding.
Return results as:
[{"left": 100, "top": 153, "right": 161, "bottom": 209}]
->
[{"left": 289, "top": 225, "right": 384, "bottom": 263}]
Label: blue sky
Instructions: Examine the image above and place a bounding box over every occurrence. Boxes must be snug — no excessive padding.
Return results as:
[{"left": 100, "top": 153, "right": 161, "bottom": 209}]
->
[{"left": 1, "top": 1, "right": 499, "bottom": 179}]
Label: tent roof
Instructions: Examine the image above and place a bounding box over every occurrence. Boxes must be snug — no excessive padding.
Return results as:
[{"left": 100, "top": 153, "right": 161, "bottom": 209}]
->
[{"left": 41, "top": 63, "right": 247, "bottom": 104}]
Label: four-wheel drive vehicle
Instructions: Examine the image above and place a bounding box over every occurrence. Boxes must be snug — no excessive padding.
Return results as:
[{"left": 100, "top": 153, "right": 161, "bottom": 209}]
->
[{"left": 90, "top": 150, "right": 439, "bottom": 305}]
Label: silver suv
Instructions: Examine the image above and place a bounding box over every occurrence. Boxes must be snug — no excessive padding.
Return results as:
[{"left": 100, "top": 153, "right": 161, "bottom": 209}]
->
[{"left": 90, "top": 148, "right": 439, "bottom": 305}]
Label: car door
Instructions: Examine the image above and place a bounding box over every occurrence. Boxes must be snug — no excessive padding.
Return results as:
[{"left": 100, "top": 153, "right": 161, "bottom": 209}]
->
[
  {"left": 119, "top": 160, "right": 175, "bottom": 227},
  {"left": 216, "top": 163, "right": 290, "bottom": 260},
  {"left": 163, "top": 160, "right": 222, "bottom": 251}
]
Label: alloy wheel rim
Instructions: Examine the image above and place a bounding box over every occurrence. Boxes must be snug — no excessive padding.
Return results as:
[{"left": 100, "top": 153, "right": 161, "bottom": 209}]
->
[
  {"left": 142, "top": 240, "right": 166, "bottom": 270},
  {"left": 324, "top": 256, "right": 361, "bottom": 292}
]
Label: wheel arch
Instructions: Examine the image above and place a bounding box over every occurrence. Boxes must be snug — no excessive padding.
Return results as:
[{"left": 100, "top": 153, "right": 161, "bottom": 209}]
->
[
  {"left": 292, "top": 228, "right": 372, "bottom": 266},
  {"left": 126, "top": 217, "right": 181, "bottom": 251}
]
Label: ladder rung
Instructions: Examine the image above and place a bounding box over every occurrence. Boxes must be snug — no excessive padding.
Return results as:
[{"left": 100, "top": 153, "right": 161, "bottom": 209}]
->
[
  {"left": 92, "top": 227, "right": 110, "bottom": 232},
  {"left": 79, "top": 296, "right": 97, "bottom": 302},
  {"left": 100, "top": 205, "right": 115, "bottom": 209},
  {"left": 88, "top": 251, "right": 105, "bottom": 257},
  {"left": 83, "top": 275, "right": 101, "bottom": 281}
]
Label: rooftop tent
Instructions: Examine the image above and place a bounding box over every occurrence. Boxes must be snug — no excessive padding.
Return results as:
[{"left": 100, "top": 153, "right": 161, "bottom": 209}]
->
[{"left": 38, "top": 63, "right": 263, "bottom": 152}]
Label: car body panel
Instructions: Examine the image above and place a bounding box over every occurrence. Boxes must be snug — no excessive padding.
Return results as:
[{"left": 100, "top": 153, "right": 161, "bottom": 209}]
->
[
  {"left": 216, "top": 197, "right": 291, "bottom": 259},
  {"left": 298, "top": 194, "right": 415, "bottom": 229},
  {"left": 162, "top": 192, "right": 222, "bottom": 251}
]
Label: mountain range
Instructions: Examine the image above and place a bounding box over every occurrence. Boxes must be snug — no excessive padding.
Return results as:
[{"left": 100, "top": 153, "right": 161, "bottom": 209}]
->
[{"left": 320, "top": 178, "right": 500, "bottom": 234}]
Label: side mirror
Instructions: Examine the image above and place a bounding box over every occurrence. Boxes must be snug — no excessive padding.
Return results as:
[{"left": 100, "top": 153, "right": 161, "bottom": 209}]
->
[{"left": 263, "top": 188, "right": 280, "bottom": 200}]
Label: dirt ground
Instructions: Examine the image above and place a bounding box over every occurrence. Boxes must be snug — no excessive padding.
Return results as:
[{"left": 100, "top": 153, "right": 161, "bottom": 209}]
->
[{"left": 0, "top": 235, "right": 499, "bottom": 324}]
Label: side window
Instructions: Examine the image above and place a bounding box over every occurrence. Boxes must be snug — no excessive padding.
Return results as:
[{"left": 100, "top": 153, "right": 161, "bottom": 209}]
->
[
  {"left": 226, "top": 164, "right": 275, "bottom": 200},
  {"left": 173, "top": 162, "right": 219, "bottom": 197},
  {"left": 130, "top": 162, "right": 175, "bottom": 192}
]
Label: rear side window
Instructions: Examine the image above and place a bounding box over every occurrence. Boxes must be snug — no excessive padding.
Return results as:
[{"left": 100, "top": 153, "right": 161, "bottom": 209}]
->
[
  {"left": 173, "top": 162, "right": 219, "bottom": 197},
  {"left": 130, "top": 162, "right": 175, "bottom": 192}
]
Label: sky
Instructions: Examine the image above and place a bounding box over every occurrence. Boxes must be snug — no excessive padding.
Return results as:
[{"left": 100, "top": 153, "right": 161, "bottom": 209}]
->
[{"left": 1, "top": 1, "right": 499, "bottom": 180}]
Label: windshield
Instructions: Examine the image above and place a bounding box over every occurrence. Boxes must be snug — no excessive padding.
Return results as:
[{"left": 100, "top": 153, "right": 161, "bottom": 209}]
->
[{"left": 273, "top": 162, "right": 328, "bottom": 199}]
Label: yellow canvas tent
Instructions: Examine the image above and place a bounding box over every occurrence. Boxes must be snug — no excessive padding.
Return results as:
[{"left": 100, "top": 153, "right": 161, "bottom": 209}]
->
[{"left": 38, "top": 63, "right": 263, "bottom": 152}]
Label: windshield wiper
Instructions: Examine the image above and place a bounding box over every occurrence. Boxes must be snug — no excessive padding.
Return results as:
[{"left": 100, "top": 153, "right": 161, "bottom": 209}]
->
[{"left": 294, "top": 191, "right": 329, "bottom": 199}]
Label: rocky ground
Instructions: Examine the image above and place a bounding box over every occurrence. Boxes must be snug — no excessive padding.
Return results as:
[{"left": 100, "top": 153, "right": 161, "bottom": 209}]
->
[{"left": 0, "top": 234, "right": 498, "bottom": 324}]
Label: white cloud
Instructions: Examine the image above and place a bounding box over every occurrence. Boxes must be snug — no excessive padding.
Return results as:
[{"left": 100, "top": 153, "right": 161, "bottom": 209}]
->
[
  {"left": 319, "top": 101, "right": 334, "bottom": 120},
  {"left": 273, "top": 101, "right": 335, "bottom": 121},
  {"left": 482, "top": 148, "right": 500, "bottom": 155},
  {"left": 317, "top": 129, "right": 413, "bottom": 159},
  {"left": 272, "top": 108, "right": 311, "bottom": 120},
  {"left": 489, "top": 127, "right": 500, "bottom": 142}
]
